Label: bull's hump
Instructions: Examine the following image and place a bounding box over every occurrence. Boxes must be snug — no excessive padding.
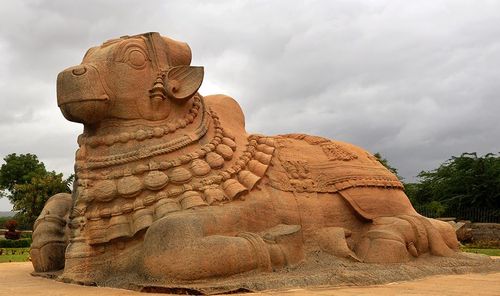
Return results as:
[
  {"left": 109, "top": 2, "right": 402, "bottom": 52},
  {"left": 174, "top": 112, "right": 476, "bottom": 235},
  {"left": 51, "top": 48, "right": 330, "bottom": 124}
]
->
[{"left": 204, "top": 94, "right": 247, "bottom": 138}]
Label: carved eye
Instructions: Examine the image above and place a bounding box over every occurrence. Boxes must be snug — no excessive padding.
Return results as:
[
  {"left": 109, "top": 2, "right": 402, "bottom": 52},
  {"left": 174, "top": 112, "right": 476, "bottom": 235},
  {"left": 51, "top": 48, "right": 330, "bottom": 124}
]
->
[
  {"left": 128, "top": 50, "right": 146, "bottom": 68},
  {"left": 116, "top": 41, "right": 150, "bottom": 69}
]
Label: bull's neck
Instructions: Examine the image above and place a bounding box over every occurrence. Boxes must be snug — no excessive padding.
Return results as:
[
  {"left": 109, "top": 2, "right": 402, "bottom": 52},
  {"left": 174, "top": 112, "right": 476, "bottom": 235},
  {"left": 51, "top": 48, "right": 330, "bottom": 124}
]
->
[
  {"left": 80, "top": 95, "right": 203, "bottom": 144},
  {"left": 74, "top": 95, "right": 215, "bottom": 173}
]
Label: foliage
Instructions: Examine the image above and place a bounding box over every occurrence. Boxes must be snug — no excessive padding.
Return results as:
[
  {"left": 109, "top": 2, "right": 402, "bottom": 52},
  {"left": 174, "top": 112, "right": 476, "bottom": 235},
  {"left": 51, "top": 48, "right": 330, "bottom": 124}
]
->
[
  {"left": 4, "top": 220, "right": 17, "bottom": 231},
  {"left": 425, "top": 201, "right": 447, "bottom": 217},
  {"left": 0, "top": 153, "right": 73, "bottom": 228},
  {"left": 13, "top": 172, "right": 72, "bottom": 227},
  {"left": 0, "top": 248, "right": 30, "bottom": 263},
  {"left": 381, "top": 152, "right": 499, "bottom": 222},
  {"left": 11, "top": 213, "right": 32, "bottom": 231},
  {"left": 0, "top": 238, "right": 31, "bottom": 248},
  {"left": 410, "top": 152, "right": 500, "bottom": 211},
  {"left": 0, "top": 154, "right": 46, "bottom": 193},
  {"left": 373, "top": 152, "right": 403, "bottom": 181},
  {"left": 20, "top": 231, "right": 32, "bottom": 240},
  {"left": 0, "top": 216, "right": 12, "bottom": 228},
  {"left": 3, "top": 219, "right": 20, "bottom": 240}
]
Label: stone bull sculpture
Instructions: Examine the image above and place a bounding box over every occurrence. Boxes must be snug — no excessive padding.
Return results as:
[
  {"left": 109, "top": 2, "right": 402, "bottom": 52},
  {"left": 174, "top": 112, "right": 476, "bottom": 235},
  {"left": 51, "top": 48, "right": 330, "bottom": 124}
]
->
[{"left": 31, "top": 32, "right": 459, "bottom": 286}]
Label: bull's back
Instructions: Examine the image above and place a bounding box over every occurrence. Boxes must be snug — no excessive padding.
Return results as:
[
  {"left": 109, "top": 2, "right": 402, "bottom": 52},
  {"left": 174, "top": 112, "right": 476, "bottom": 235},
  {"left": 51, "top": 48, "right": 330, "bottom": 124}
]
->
[{"left": 264, "top": 134, "right": 417, "bottom": 220}]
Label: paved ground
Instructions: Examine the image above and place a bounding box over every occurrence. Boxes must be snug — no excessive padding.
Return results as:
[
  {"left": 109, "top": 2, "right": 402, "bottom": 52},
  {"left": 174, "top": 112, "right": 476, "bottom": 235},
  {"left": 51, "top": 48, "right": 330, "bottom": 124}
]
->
[{"left": 1, "top": 262, "right": 499, "bottom": 295}]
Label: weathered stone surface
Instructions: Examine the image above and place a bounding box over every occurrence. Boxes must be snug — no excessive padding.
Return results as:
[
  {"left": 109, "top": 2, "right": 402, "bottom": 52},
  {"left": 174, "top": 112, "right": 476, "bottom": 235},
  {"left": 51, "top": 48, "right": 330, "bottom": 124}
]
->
[
  {"left": 31, "top": 32, "right": 470, "bottom": 291},
  {"left": 31, "top": 193, "right": 72, "bottom": 273}
]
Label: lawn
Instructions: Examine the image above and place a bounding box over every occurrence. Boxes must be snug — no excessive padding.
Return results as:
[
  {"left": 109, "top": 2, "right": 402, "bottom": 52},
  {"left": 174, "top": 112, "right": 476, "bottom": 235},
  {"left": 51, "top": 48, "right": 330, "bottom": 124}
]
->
[
  {"left": 0, "top": 248, "right": 30, "bottom": 263},
  {"left": 461, "top": 248, "right": 500, "bottom": 256},
  {"left": 0, "top": 247, "right": 498, "bottom": 263}
]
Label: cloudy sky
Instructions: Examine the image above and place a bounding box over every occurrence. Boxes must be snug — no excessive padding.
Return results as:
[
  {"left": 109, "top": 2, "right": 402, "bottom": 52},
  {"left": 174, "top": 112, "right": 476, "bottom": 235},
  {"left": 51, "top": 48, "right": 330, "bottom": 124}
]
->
[{"left": 1, "top": 0, "right": 499, "bottom": 211}]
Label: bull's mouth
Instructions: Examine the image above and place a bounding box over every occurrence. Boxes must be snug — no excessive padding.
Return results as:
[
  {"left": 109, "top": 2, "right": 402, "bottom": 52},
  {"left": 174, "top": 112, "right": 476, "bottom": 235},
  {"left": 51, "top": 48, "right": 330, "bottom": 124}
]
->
[
  {"left": 58, "top": 96, "right": 110, "bottom": 124},
  {"left": 57, "top": 95, "right": 110, "bottom": 107}
]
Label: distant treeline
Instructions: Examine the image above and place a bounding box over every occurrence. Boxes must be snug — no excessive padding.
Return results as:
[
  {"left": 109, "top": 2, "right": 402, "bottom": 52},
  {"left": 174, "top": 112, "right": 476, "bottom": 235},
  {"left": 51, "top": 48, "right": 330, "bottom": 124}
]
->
[
  {"left": 1, "top": 152, "right": 499, "bottom": 229},
  {"left": 378, "top": 152, "right": 500, "bottom": 222}
]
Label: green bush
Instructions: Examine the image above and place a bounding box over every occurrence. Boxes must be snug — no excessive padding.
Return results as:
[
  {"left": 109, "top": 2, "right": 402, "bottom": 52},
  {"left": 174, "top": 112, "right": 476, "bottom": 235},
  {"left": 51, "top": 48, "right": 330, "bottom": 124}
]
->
[
  {"left": 20, "top": 232, "right": 32, "bottom": 239},
  {"left": 426, "top": 201, "right": 447, "bottom": 217},
  {"left": 0, "top": 238, "right": 31, "bottom": 248}
]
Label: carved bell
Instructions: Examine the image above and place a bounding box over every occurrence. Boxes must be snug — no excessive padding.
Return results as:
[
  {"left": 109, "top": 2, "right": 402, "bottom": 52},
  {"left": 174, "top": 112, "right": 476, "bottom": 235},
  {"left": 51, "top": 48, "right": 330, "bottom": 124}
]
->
[
  {"left": 248, "top": 160, "right": 268, "bottom": 177},
  {"left": 254, "top": 151, "right": 272, "bottom": 165},
  {"left": 107, "top": 214, "right": 130, "bottom": 241},
  {"left": 238, "top": 170, "right": 260, "bottom": 190},
  {"left": 257, "top": 144, "right": 275, "bottom": 155},
  {"left": 180, "top": 191, "right": 207, "bottom": 209},
  {"left": 132, "top": 208, "right": 154, "bottom": 234},
  {"left": 203, "top": 188, "right": 225, "bottom": 204},
  {"left": 154, "top": 199, "right": 181, "bottom": 219},
  {"left": 222, "top": 179, "right": 248, "bottom": 200}
]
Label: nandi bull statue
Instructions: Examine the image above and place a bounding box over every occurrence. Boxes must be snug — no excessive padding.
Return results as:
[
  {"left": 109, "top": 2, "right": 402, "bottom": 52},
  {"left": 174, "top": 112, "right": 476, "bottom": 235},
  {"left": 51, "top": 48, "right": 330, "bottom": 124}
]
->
[{"left": 31, "top": 32, "right": 459, "bottom": 290}]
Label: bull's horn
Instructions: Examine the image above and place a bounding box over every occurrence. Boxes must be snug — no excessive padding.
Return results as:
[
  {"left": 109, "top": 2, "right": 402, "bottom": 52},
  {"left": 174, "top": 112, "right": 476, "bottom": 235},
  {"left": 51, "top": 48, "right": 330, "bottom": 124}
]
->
[{"left": 165, "top": 66, "right": 204, "bottom": 101}]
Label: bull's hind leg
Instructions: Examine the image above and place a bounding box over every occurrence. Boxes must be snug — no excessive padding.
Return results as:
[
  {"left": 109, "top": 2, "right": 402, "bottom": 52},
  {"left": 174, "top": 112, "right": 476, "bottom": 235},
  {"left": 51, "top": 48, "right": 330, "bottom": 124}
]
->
[
  {"left": 355, "top": 216, "right": 415, "bottom": 263},
  {"left": 355, "top": 215, "right": 458, "bottom": 263},
  {"left": 427, "top": 217, "right": 460, "bottom": 252},
  {"left": 141, "top": 202, "right": 304, "bottom": 280}
]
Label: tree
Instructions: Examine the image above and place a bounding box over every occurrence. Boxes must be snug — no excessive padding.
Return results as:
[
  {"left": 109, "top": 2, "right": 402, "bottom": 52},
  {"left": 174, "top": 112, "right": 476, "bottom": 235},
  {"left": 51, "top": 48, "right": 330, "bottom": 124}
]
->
[
  {"left": 410, "top": 152, "right": 500, "bottom": 212},
  {"left": 0, "top": 153, "right": 73, "bottom": 228},
  {"left": 0, "top": 154, "right": 46, "bottom": 193}
]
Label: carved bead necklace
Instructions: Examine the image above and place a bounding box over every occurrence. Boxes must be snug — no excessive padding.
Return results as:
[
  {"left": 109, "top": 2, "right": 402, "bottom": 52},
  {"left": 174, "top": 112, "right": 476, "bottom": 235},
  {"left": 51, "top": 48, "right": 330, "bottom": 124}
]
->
[
  {"left": 76, "top": 108, "right": 224, "bottom": 179},
  {"left": 75, "top": 97, "right": 211, "bottom": 171},
  {"left": 79, "top": 95, "right": 202, "bottom": 148},
  {"left": 70, "top": 133, "right": 276, "bottom": 246},
  {"left": 70, "top": 110, "right": 276, "bottom": 245}
]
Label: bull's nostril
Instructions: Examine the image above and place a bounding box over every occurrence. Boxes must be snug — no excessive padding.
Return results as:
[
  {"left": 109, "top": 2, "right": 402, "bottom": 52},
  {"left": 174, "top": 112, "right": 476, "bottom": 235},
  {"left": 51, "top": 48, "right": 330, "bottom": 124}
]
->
[{"left": 72, "top": 66, "right": 87, "bottom": 76}]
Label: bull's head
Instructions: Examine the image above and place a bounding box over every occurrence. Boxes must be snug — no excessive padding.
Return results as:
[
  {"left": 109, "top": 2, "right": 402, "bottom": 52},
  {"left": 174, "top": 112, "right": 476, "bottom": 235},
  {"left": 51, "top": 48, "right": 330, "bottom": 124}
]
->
[{"left": 57, "top": 32, "right": 204, "bottom": 124}]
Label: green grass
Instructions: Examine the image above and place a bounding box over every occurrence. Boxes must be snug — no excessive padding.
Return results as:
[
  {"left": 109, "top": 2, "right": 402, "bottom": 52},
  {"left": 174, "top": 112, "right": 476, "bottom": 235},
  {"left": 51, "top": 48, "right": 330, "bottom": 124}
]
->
[
  {"left": 0, "top": 248, "right": 30, "bottom": 263},
  {"left": 1, "top": 246, "right": 498, "bottom": 263},
  {"left": 461, "top": 248, "right": 500, "bottom": 256}
]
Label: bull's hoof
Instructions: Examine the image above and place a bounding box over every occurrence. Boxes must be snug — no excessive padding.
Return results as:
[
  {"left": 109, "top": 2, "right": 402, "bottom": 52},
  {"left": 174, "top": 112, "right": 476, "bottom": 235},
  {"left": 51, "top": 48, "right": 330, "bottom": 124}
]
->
[
  {"left": 356, "top": 216, "right": 417, "bottom": 263},
  {"left": 355, "top": 229, "right": 412, "bottom": 263},
  {"left": 261, "top": 223, "right": 304, "bottom": 269},
  {"left": 30, "top": 242, "right": 68, "bottom": 273},
  {"left": 316, "top": 227, "right": 361, "bottom": 261},
  {"left": 238, "top": 224, "right": 304, "bottom": 271}
]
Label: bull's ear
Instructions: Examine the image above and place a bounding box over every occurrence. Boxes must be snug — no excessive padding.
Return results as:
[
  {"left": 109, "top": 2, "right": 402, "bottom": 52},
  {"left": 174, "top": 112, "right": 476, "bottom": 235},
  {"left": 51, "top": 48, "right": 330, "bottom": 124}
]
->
[{"left": 165, "top": 66, "right": 204, "bottom": 102}]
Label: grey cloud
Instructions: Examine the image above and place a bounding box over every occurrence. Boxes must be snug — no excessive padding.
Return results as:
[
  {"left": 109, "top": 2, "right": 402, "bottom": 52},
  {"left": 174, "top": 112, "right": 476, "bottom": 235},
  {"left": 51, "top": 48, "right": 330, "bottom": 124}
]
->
[{"left": 1, "top": 0, "right": 500, "bottom": 210}]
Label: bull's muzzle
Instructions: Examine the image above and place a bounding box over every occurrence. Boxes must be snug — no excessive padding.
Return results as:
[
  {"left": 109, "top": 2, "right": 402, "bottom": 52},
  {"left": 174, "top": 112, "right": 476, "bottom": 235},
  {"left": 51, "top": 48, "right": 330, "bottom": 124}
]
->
[{"left": 57, "top": 64, "right": 109, "bottom": 124}]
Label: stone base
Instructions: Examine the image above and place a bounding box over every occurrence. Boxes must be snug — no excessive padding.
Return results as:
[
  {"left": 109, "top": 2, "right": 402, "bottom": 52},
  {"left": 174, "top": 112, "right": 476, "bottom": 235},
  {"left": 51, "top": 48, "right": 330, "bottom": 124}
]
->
[
  {"left": 0, "top": 261, "right": 492, "bottom": 295},
  {"left": 32, "top": 252, "right": 500, "bottom": 295}
]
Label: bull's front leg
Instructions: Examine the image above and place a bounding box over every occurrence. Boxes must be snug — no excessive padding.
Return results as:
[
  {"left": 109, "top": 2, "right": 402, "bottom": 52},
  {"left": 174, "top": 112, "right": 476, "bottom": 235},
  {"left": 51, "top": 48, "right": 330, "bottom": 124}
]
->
[
  {"left": 31, "top": 193, "right": 72, "bottom": 272},
  {"left": 141, "top": 201, "right": 304, "bottom": 280}
]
